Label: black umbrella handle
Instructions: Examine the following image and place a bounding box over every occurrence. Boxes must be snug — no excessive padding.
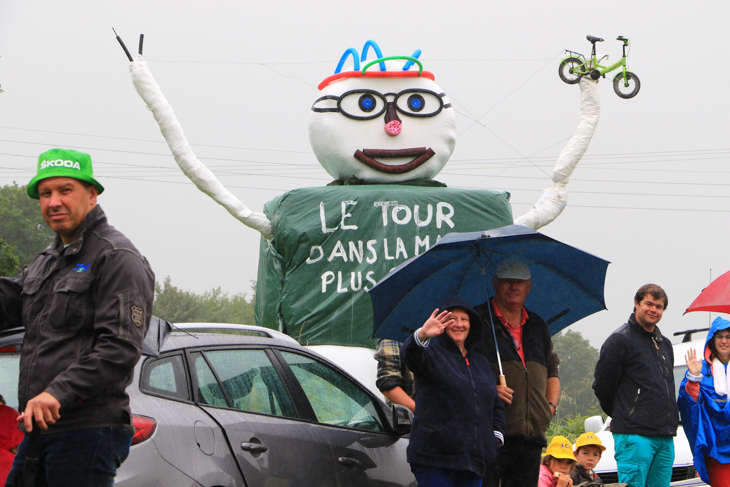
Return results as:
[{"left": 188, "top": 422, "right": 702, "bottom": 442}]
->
[{"left": 18, "top": 418, "right": 41, "bottom": 487}]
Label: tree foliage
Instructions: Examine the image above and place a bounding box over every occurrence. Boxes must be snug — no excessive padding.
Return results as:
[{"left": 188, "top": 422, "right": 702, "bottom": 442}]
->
[
  {"left": 552, "top": 329, "right": 601, "bottom": 419},
  {"left": 0, "top": 183, "right": 54, "bottom": 271},
  {"left": 543, "top": 330, "right": 604, "bottom": 444},
  {"left": 547, "top": 414, "right": 593, "bottom": 444},
  {"left": 153, "top": 276, "right": 256, "bottom": 325},
  {"left": 0, "top": 238, "right": 19, "bottom": 277}
]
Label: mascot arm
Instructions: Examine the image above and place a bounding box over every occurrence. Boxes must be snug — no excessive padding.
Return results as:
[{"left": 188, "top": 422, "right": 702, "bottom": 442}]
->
[
  {"left": 129, "top": 57, "right": 273, "bottom": 240},
  {"left": 514, "top": 78, "right": 600, "bottom": 230}
]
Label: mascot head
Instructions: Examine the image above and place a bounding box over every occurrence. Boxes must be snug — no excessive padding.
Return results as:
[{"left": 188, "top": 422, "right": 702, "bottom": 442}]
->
[{"left": 309, "top": 41, "right": 456, "bottom": 183}]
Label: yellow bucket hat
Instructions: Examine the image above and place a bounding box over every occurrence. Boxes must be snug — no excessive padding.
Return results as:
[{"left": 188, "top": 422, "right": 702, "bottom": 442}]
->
[
  {"left": 542, "top": 435, "right": 576, "bottom": 460},
  {"left": 574, "top": 432, "right": 606, "bottom": 452}
]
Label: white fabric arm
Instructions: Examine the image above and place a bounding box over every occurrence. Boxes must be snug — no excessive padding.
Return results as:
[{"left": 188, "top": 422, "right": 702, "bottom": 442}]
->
[
  {"left": 514, "top": 78, "right": 600, "bottom": 230},
  {"left": 129, "top": 57, "right": 273, "bottom": 240}
]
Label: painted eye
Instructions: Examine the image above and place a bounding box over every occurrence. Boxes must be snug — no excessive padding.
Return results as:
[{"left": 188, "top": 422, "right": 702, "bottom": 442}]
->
[
  {"left": 359, "top": 94, "right": 376, "bottom": 112},
  {"left": 407, "top": 94, "right": 424, "bottom": 112},
  {"left": 338, "top": 90, "right": 386, "bottom": 120},
  {"left": 395, "top": 89, "right": 444, "bottom": 118}
]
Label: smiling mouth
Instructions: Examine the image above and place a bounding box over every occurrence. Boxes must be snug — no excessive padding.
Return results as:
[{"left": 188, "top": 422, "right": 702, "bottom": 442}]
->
[{"left": 354, "top": 148, "right": 435, "bottom": 174}]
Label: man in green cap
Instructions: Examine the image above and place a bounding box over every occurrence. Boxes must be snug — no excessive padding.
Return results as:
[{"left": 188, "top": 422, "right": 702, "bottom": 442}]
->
[{"left": 0, "top": 148, "right": 155, "bottom": 486}]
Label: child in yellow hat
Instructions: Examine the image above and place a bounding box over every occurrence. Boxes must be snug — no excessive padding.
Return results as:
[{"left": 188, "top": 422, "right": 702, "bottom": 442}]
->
[
  {"left": 571, "top": 432, "right": 606, "bottom": 485},
  {"left": 539, "top": 435, "right": 577, "bottom": 487}
]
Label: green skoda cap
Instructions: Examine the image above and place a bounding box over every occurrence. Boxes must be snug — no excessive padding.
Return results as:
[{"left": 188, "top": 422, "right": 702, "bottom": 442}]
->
[{"left": 27, "top": 148, "right": 105, "bottom": 199}]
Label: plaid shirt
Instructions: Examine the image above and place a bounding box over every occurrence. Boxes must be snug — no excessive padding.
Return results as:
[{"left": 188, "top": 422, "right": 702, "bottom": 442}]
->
[{"left": 374, "top": 339, "right": 415, "bottom": 404}]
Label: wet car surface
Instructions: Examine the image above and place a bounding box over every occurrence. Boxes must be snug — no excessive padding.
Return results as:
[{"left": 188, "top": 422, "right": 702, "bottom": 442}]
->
[{"left": 0, "top": 322, "right": 415, "bottom": 487}]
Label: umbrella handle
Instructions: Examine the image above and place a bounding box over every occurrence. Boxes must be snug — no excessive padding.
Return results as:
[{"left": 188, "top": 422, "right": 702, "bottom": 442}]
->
[{"left": 499, "top": 375, "right": 507, "bottom": 387}]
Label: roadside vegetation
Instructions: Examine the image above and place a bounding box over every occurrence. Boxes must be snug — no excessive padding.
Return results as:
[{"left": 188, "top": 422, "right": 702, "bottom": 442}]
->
[{"left": 548, "top": 329, "right": 603, "bottom": 442}]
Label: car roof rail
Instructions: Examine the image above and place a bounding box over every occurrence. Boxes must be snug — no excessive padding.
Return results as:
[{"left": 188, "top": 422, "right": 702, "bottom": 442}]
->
[
  {"left": 0, "top": 327, "right": 24, "bottom": 339},
  {"left": 673, "top": 327, "right": 710, "bottom": 343}
]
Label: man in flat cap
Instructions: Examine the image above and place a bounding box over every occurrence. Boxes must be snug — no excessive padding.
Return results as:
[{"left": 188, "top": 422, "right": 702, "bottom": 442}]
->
[
  {"left": 475, "top": 258, "right": 560, "bottom": 487},
  {"left": 0, "top": 148, "right": 155, "bottom": 486}
]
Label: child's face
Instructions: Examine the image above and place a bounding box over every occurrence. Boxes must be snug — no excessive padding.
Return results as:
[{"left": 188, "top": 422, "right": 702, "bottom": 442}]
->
[
  {"left": 549, "top": 458, "right": 575, "bottom": 475},
  {"left": 575, "top": 445, "right": 602, "bottom": 471}
]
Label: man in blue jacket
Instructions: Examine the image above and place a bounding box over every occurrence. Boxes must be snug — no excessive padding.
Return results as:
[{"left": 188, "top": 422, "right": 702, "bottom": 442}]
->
[{"left": 593, "top": 283, "right": 679, "bottom": 487}]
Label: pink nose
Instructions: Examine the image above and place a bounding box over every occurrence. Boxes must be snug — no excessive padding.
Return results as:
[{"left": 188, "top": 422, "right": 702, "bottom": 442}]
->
[{"left": 384, "top": 120, "right": 401, "bottom": 136}]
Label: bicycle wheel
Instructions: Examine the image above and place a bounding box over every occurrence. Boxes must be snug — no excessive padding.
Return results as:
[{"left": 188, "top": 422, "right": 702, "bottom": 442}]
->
[
  {"left": 558, "top": 57, "right": 584, "bottom": 84},
  {"left": 613, "top": 72, "right": 640, "bottom": 98}
]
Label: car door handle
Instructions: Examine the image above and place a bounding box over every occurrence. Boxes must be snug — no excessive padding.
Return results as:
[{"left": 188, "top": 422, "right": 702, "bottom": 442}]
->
[
  {"left": 241, "top": 442, "right": 269, "bottom": 454},
  {"left": 338, "top": 457, "right": 362, "bottom": 468}
]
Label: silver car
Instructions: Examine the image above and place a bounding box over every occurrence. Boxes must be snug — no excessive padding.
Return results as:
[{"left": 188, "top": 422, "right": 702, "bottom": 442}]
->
[{"left": 0, "top": 322, "right": 416, "bottom": 487}]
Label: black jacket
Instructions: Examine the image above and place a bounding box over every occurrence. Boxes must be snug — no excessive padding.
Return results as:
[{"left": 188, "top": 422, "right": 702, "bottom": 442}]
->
[
  {"left": 592, "top": 314, "right": 679, "bottom": 437},
  {"left": 0, "top": 206, "right": 155, "bottom": 433},
  {"left": 402, "top": 296, "right": 505, "bottom": 477},
  {"left": 570, "top": 464, "right": 602, "bottom": 485}
]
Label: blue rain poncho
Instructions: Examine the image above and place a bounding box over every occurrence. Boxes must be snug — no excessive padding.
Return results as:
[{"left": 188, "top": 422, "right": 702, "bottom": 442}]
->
[{"left": 677, "top": 316, "right": 730, "bottom": 484}]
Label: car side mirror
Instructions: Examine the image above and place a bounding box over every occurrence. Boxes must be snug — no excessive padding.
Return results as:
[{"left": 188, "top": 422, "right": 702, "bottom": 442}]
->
[
  {"left": 392, "top": 404, "right": 412, "bottom": 435},
  {"left": 584, "top": 415, "right": 604, "bottom": 433}
]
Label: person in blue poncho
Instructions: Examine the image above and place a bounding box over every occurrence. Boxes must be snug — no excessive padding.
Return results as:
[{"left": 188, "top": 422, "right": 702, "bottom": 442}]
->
[
  {"left": 678, "top": 316, "right": 730, "bottom": 486},
  {"left": 402, "top": 296, "right": 505, "bottom": 487}
]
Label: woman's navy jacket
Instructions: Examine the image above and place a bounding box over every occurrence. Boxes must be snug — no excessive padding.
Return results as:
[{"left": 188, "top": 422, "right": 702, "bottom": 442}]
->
[{"left": 402, "top": 296, "right": 506, "bottom": 477}]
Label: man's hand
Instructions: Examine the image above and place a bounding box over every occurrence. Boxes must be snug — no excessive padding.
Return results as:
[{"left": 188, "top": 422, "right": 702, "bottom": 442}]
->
[
  {"left": 18, "top": 392, "right": 61, "bottom": 432},
  {"left": 497, "top": 384, "right": 514, "bottom": 404}
]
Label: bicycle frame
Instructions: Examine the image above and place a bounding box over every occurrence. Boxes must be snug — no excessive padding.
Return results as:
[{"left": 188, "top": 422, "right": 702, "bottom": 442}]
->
[
  {"left": 562, "top": 37, "right": 633, "bottom": 79},
  {"left": 559, "top": 35, "right": 640, "bottom": 98}
]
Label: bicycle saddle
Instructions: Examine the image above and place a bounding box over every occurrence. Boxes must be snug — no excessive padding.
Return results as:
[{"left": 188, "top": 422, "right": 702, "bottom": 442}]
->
[{"left": 586, "top": 35, "right": 604, "bottom": 43}]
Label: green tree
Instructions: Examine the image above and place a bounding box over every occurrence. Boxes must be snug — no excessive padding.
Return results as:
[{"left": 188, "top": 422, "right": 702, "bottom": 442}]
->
[
  {"left": 552, "top": 329, "right": 601, "bottom": 419},
  {"left": 153, "top": 276, "right": 256, "bottom": 325},
  {"left": 0, "top": 238, "right": 19, "bottom": 277},
  {"left": 0, "top": 183, "right": 54, "bottom": 271},
  {"left": 547, "top": 414, "right": 592, "bottom": 444}
]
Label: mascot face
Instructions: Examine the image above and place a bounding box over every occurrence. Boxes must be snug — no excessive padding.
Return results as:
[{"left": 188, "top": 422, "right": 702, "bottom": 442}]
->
[{"left": 309, "top": 57, "right": 456, "bottom": 183}]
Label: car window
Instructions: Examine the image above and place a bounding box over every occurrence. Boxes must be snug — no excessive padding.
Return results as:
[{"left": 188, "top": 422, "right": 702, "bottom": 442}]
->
[
  {"left": 191, "top": 352, "right": 229, "bottom": 407},
  {"left": 278, "top": 351, "right": 386, "bottom": 432},
  {"left": 0, "top": 351, "right": 20, "bottom": 410},
  {"left": 141, "top": 354, "right": 190, "bottom": 401},
  {"left": 192, "top": 349, "right": 297, "bottom": 419},
  {"left": 673, "top": 364, "right": 688, "bottom": 398},
  {"left": 674, "top": 363, "right": 688, "bottom": 424}
]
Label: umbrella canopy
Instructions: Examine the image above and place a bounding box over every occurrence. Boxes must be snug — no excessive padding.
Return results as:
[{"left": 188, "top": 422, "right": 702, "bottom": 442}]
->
[
  {"left": 685, "top": 269, "right": 730, "bottom": 315},
  {"left": 369, "top": 225, "right": 610, "bottom": 343}
]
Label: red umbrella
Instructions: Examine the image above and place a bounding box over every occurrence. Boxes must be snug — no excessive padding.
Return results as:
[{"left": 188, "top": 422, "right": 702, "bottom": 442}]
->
[{"left": 685, "top": 269, "right": 730, "bottom": 314}]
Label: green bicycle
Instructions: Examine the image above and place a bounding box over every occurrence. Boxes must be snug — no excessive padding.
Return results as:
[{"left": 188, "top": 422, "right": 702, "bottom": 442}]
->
[{"left": 559, "top": 35, "right": 640, "bottom": 99}]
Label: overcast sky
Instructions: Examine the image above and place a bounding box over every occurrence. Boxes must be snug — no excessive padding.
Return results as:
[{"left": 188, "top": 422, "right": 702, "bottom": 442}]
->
[{"left": 1, "top": 0, "right": 728, "bottom": 349}]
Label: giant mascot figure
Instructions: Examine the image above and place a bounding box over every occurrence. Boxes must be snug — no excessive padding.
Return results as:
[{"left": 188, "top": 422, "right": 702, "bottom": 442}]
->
[{"left": 123, "top": 39, "right": 599, "bottom": 381}]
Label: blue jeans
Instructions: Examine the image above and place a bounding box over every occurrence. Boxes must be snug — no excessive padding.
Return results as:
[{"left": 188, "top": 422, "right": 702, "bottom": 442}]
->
[
  {"left": 5, "top": 427, "right": 132, "bottom": 487},
  {"left": 614, "top": 433, "right": 674, "bottom": 487},
  {"left": 410, "top": 464, "right": 485, "bottom": 487}
]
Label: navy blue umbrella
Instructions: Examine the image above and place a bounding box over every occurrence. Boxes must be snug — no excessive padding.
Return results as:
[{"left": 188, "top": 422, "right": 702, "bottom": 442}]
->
[{"left": 369, "top": 225, "right": 610, "bottom": 344}]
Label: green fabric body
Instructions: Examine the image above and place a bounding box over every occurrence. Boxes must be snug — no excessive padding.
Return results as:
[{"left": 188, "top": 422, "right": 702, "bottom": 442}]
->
[{"left": 255, "top": 185, "right": 513, "bottom": 348}]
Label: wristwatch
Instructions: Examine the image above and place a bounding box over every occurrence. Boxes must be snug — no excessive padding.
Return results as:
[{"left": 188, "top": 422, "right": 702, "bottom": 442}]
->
[{"left": 548, "top": 402, "right": 558, "bottom": 415}]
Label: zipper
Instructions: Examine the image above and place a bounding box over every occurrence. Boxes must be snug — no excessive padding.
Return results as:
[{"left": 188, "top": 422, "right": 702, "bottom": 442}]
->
[
  {"left": 653, "top": 336, "right": 674, "bottom": 424},
  {"left": 629, "top": 388, "right": 641, "bottom": 417},
  {"left": 465, "top": 355, "right": 480, "bottom": 459}
]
